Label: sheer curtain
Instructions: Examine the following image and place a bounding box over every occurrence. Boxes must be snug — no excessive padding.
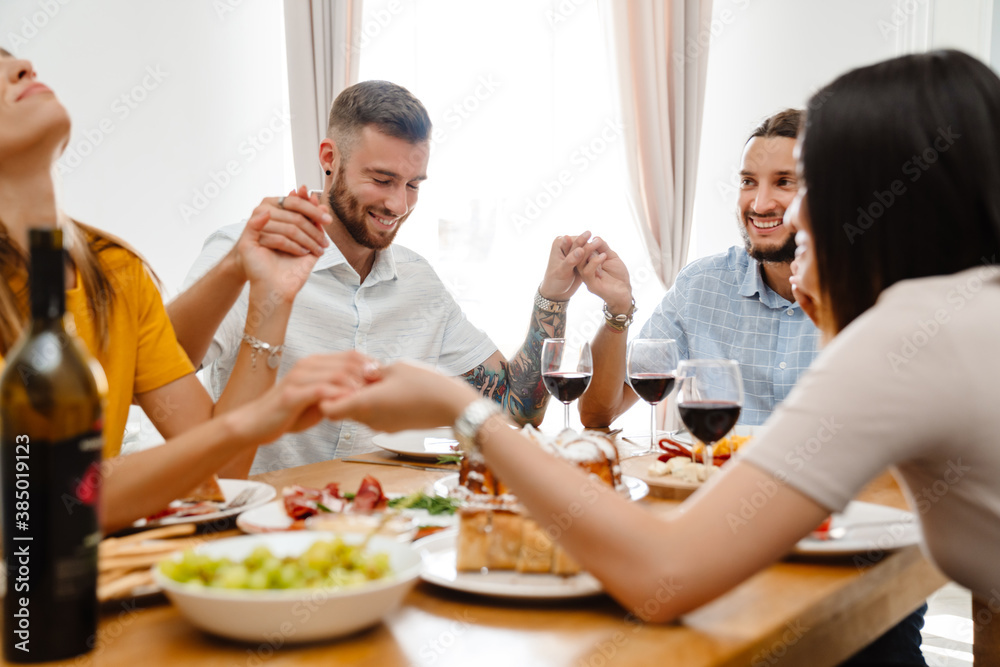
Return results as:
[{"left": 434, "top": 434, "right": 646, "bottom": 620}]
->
[
  {"left": 605, "top": 0, "right": 713, "bottom": 288},
  {"left": 283, "top": 0, "right": 363, "bottom": 188}
]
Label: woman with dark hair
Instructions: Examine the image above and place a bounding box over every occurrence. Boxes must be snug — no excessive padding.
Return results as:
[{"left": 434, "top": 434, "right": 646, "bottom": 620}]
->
[
  {"left": 0, "top": 50, "right": 365, "bottom": 533},
  {"left": 321, "top": 49, "right": 1000, "bottom": 662}
]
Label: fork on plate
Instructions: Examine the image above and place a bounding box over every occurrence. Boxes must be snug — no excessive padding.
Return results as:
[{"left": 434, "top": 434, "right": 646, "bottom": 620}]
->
[{"left": 223, "top": 488, "right": 257, "bottom": 510}]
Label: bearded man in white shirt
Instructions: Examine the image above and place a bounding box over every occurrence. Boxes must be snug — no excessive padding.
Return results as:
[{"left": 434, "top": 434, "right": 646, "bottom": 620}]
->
[{"left": 180, "top": 80, "right": 600, "bottom": 475}]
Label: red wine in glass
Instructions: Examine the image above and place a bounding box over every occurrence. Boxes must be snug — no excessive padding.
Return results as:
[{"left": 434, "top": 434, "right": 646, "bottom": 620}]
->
[
  {"left": 541, "top": 338, "right": 593, "bottom": 431},
  {"left": 626, "top": 339, "right": 679, "bottom": 454},
  {"left": 543, "top": 372, "right": 592, "bottom": 403},
  {"left": 677, "top": 401, "right": 741, "bottom": 446},
  {"left": 628, "top": 373, "right": 676, "bottom": 404},
  {"left": 675, "top": 359, "right": 744, "bottom": 467}
]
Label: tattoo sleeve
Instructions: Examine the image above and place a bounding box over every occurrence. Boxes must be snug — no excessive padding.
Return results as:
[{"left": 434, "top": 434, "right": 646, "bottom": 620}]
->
[{"left": 461, "top": 302, "right": 567, "bottom": 425}]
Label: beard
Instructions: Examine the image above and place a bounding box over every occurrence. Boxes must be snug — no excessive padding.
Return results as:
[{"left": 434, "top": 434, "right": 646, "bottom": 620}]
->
[
  {"left": 738, "top": 212, "right": 797, "bottom": 264},
  {"left": 327, "top": 164, "right": 404, "bottom": 250}
]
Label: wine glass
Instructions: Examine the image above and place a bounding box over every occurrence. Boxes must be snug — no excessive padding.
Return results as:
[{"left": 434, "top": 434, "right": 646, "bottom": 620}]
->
[
  {"left": 541, "top": 338, "right": 593, "bottom": 432},
  {"left": 626, "top": 338, "right": 678, "bottom": 454},
  {"left": 675, "top": 360, "right": 744, "bottom": 468}
]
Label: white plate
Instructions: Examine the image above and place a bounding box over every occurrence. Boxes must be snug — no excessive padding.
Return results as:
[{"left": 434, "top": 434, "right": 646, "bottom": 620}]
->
[
  {"left": 237, "top": 497, "right": 460, "bottom": 534},
  {"left": 372, "top": 428, "right": 461, "bottom": 460},
  {"left": 432, "top": 473, "right": 649, "bottom": 503},
  {"left": 792, "top": 501, "right": 920, "bottom": 557},
  {"left": 134, "top": 479, "right": 276, "bottom": 528},
  {"left": 236, "top": 500, "right": 295, "bottom": 533},
  {"left": 417, "top": 530, "right": 603, "bottom": 599}
]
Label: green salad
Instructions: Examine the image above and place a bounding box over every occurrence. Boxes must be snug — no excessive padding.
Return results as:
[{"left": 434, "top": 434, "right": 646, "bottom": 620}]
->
[
  {"left": 159, "top": 539, "right": 392, "bottom": 590},
  {"left": 387, "top": 491, "right": 461, "bottom": 516}
]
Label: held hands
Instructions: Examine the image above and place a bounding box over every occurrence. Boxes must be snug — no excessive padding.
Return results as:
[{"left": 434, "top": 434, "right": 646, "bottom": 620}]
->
[
  {"left": 537, "top": 233, "right": 596, "bottom": 302},
  {"left": 575, "top": 236, "right": 633, "bottom": 314},
  {"left": 232, "top": 185, "right": 332, "bottom": 302},
  {"left": 237, "top": 352, "right": 377, "bottom": 446},
  {"left": 321, "top": 361, "right": 479, "bottom": 433}
]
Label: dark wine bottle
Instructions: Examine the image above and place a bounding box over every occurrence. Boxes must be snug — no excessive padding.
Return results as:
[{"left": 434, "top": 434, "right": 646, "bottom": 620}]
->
[{"left": 1, "top": 228, "right": 104, "bottom": 663}]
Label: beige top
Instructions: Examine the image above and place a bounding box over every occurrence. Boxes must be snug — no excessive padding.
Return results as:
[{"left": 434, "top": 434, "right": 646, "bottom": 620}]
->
[{"left": 742, "top": 265, "right": 1000, "bottom": 598}]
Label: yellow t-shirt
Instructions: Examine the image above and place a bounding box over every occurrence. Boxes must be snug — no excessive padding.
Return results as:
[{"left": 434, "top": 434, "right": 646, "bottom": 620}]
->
[
  {"left": 68, "top": 245, "right": 195, "bottom": 458},
  {"left": 4, "top": 242, "right": 195, "bottom": 458}
]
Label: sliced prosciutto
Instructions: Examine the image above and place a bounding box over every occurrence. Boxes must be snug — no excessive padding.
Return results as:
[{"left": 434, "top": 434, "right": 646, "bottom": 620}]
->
[
  {"left": 352, "top": 475, "right": 387, "bottom": 513},
  {"left": 282, "top": 483, "right": 346, "bottom": 520}
]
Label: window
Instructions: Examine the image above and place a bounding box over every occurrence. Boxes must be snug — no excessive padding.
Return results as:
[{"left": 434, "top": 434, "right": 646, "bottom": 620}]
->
[{"left": 360, "top": 0, "right": 660, "bottom": 432}]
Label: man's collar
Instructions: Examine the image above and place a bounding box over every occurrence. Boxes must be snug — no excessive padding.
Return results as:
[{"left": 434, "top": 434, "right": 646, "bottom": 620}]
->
[
  {"left": 313, "top": 238, "right": 398, "bottom": 283},
  {"left": 737, "top": 252, "right": 793, "bottom": 309}
]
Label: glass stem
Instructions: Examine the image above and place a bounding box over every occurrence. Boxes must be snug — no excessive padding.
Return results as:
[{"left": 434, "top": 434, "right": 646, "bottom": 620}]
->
[
  {"left": 704, "top": 443, "right": 714, "bottom": 468},
  {"left": 649, "top": 404, "right": 657, "bottom": 454},
  {"left": 564, "top": 402, "right": 570, "bottom": 431}
]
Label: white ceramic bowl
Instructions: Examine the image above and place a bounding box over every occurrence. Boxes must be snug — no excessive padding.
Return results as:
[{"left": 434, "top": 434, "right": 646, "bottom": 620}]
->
[{"left": 152, "top": 531, "right": 422, "bottom": 643}]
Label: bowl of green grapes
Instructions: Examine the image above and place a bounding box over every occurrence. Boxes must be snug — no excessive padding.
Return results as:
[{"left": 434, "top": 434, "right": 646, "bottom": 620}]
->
[{"left": 153, "top": 531, "right": 423, "bottom": 643}]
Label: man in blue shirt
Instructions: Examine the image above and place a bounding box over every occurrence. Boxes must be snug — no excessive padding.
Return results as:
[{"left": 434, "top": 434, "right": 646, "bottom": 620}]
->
[{"left": 580, "top": 108, "right": 819, "bottom": 428}]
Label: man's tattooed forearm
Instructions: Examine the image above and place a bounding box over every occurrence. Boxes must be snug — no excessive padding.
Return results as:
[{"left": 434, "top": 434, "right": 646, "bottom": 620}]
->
[{"left": 461, "top": 305, "right": 567, "bottom": 425}]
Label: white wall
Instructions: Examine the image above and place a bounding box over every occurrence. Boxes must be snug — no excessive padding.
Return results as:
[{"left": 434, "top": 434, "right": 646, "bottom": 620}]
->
[
  {"left": 0, "top": 0, "right": 293, "bottom": 295},
  {"left": 691, "top": 0, "right": 993, "bottom": 262},
  {"left": 2, "top": 0, "right": 992, "bottom": 289}
]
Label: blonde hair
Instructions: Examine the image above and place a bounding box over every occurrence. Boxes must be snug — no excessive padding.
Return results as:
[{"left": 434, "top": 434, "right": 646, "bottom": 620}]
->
[{"left": 0, "top": 218, "right": 157, "bottom": 356}]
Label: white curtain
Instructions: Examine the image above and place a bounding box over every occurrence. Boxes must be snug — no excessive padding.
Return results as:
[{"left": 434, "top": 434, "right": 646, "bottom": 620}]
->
[
  {"left": 605, "top": 0, "right": 713, "bottom": 288},
  {"left": 283, "top": 0, "right": 363, "bottom": 188}
]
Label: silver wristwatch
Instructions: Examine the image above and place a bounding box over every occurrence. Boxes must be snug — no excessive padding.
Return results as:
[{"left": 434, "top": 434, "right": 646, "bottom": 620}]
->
[
  {"left": 453, "top": 399, "right": 502, "bottom": 457},
  {"left": 534, "top": 290, "right": 568, "bottom": 313}
]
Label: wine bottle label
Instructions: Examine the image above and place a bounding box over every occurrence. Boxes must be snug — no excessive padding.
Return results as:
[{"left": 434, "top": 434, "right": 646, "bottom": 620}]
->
[{"left": 2, "top": 430, "right": 102, "bottom": 662}]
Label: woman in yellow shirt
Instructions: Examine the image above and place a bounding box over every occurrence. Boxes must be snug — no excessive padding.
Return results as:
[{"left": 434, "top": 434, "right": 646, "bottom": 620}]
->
[{"left": 0, "top": 51, "right": 359, "bottom": 533}]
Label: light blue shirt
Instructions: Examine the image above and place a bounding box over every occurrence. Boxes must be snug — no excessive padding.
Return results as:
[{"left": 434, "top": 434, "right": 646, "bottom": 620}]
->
[
  {"left": 638, "top": 246, "right": 821, "bottom": 426},
  {"left": 184, "top": 223, "right": 497, "bottom": 472}
]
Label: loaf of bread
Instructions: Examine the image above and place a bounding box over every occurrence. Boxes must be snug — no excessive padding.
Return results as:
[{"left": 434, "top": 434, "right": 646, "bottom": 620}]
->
[{"left": 454, "top": 427, "right": 619, "bottom": 575}]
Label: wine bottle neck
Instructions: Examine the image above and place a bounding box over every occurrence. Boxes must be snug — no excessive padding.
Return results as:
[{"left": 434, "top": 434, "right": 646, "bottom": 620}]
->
[{"left": 28, "top": 228, "right": 66, "bottom": 321}]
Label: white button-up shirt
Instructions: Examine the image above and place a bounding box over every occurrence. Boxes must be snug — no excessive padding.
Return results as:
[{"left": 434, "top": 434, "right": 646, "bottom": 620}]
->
[{"left": 184, "top": 223, "right": 497, "bottom": 472}]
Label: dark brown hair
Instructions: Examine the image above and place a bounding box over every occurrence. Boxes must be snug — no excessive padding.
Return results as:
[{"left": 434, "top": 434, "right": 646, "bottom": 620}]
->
[
  {"left": 802, "top": 50, "right": 1000, "bottom": 333},
  {"left": 326, "top": 80, "right": 432, "bottom": 157},
  {"left": 748, "top": 108, "right": 803, "bottom": 143}
]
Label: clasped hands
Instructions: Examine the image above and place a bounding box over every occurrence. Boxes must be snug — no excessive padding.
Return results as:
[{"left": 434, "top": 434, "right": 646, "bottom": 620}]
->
[
  {"left": 240, "top": 352, "right": 480, "bottom": 448},
  {"left": 539, "top": 231, "right": 633, "bottom": 314}
]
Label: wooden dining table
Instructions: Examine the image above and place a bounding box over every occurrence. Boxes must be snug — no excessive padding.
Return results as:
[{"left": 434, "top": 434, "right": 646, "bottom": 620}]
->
[{"left": 9, "top": 447, "right": 948, "bottom": 667}]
